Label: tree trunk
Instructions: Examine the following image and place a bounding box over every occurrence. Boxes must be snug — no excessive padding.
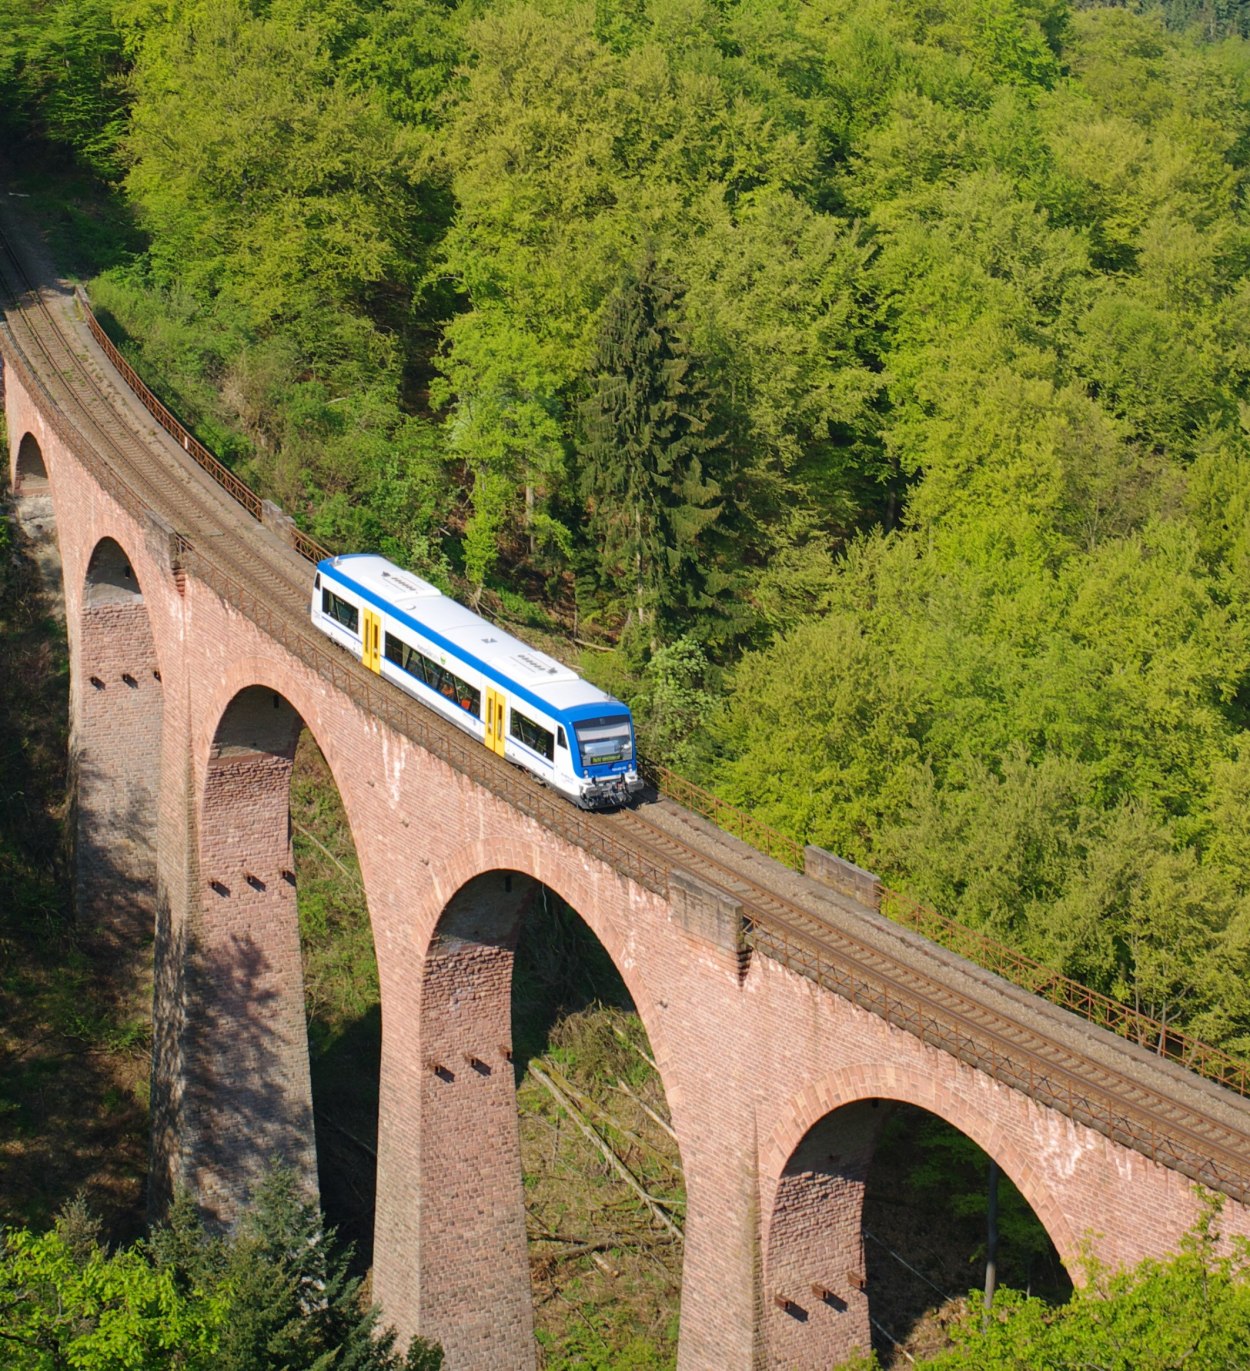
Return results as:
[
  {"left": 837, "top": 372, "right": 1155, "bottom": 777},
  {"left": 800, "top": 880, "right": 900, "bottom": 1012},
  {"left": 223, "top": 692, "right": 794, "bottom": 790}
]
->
[{"left": 983, "top": 1158, "right": 1000, "bottom": 1328}]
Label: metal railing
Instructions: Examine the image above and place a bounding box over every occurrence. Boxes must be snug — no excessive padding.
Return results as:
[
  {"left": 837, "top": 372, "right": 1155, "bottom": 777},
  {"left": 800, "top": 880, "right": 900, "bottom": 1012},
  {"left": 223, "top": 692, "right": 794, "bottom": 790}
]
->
[
  {"left": 62, "top": 285, "right": 1250, "bottom": 1107},
  {"left": 881, "top": 888, "right": 1250, "bottom": 1096},
  {"left": 77, "top": 289, "right": 266, "bottom": 521},
  {"left": 640, "top": 753, "right": 1250, "bottom": 1102},
  {"left": 748, "top": 912, "right": 1250, "bottom": 1202}
]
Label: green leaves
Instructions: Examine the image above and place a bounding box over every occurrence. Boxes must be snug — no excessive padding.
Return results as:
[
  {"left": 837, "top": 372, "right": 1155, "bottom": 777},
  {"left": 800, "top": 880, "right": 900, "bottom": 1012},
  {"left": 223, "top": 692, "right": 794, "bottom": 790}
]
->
[
  {"left": 0, "top": 1222, "right": 225, "bottom": 1369},
  {"left": 703, "top": 515, "right": 1250, "bottom": 1047},
  {"left": 931, "top": 1199, "right": 1250, "bottom": 1371},
  {"left": 579, "top": 257, "right": 730, "bottom": 637},
  {"left": 123, "top": 0, "right": 419, "bottom": 337},
  {"left": 0, "top": 0, "right": 129, "bottom": 174}
]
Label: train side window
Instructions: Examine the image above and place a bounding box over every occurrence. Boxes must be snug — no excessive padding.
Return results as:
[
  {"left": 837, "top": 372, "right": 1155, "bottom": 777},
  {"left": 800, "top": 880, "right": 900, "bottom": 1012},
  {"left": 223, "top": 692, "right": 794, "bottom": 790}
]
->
[
  {"left": 385, "top": 631, "right": 481, "bottom": 716},
  {"left": 510, "top": 708, "right": 555, "bottom": 762},
  {"left": 314, "top": 573, "right": 321, "bottom": 590},
  {"left": 557, "top": 727, "right": 567, "bottom": 750},
  {"left": 322, "top": 587, "right": 359, "bottom": 634}
]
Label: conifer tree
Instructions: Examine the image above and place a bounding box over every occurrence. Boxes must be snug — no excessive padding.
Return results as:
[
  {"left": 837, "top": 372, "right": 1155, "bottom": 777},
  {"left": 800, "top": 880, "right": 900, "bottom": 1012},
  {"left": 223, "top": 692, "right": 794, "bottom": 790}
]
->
[{"left": 579, "top": 257, "right": 730, "bottom": 644}]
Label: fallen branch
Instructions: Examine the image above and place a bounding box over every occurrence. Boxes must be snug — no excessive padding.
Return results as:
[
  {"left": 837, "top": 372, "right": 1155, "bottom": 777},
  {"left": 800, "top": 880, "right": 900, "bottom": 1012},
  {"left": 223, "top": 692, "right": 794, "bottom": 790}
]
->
[
  {"left": 553, "top": 1285, "right": 610, "bottom": 1349},
  {"left": 540, "top": 1057, "right": 669, "bottom": 1166},
  {"left": 293, "top": 822, "right": 366, "bottom": 894},
  {"left": 529, "top": 1062, "right": 683, "bottom": 1241},
  {"left": 615, "top": 1078, "right": 678, "bottom": 1142},
  {"left": 610, "top": 1022, "right": 658, "bottom": 1072}
]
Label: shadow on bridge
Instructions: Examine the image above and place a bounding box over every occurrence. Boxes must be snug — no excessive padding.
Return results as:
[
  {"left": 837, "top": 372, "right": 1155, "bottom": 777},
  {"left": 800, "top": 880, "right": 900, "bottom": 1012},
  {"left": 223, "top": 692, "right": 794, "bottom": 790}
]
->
[
  {"left": 767, "top": 1096, "right": 1073, "bottom": 1368},
  {"left": 179, "top": 922, "right": 318, "bottom": 1226},
  {"left": 0, "top": 471, "right": 151, "bottom": 1240}
]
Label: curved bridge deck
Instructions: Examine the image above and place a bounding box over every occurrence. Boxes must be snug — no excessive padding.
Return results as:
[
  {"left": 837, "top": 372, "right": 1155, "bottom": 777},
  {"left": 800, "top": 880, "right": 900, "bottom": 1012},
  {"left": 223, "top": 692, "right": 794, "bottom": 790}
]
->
[{"left": 5, "top": 209, "right": 1250, "bottom": 1368}]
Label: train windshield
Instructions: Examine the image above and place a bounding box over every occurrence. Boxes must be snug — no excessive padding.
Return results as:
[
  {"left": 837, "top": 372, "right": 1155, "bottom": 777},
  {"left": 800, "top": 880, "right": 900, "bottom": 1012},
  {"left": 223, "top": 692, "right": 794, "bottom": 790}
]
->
[{"left": 574, "top": 715, "right": 633, "bottom": 766}]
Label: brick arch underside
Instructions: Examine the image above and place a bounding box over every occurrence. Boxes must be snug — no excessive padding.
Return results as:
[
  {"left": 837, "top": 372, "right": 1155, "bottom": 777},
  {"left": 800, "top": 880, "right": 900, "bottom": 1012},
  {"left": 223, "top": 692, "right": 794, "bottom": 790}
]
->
[
  {"left": 75, "top": 536, "right": 165, "bottom": 943},
  {"left": 15, "top": 429, "right": 49, "bottom": 485},
  {"left": 184, "top": 678, "right": 368, "bottom": 1222},
  {"left": 759, "top": 1064, "right": 1082, "bottom": 1370},
  {"left": 388, "top": 838, "right": 686, "bottom": 1371},
  {"left": 9, "top": 431, "right": 64, "bottom": 612}
]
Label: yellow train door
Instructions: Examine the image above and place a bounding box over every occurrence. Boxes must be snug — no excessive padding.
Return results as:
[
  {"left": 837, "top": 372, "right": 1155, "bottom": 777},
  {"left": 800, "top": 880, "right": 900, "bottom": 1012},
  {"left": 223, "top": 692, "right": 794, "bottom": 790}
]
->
[
  {"left": 485, "top": 687, "right": 507, "bottom": 756},
  {"left": 361, "top": 609, "right": 382, "bottom": 673}
]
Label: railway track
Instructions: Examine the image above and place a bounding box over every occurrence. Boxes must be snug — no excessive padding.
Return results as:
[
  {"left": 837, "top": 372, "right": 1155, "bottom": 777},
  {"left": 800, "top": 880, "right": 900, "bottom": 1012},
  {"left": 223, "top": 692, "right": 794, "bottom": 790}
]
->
[
  {"left": 0, "top": 235, "right": 306, "bottom": 617},
  {"left": 612, "top": 805, "right": 1250, "bottom": 1191},
  {"left": 4, "top": 214, "right": 1250, "bottom": 1204}
]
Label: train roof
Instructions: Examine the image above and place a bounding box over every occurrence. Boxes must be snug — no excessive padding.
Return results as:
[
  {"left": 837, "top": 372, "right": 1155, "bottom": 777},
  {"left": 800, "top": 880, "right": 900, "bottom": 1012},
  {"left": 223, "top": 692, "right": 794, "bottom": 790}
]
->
[{"left": 319, "top": 555, "right": 627, "bottom": 720}]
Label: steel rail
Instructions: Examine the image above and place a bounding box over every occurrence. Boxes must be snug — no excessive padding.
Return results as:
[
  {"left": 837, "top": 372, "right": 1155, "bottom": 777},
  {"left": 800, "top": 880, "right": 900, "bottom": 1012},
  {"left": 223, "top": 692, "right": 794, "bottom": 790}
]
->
[
  {"left": 5, "top": 222, "right": 1250, "bottom": 1204},
  {"left": 610, "top": 811, "right": 1250, "bottom": 1201},
  {"left": 643, "top": 762, "right": 1250, "bottom": 1096},
  {"left": 78, "top": 252, "right": 1250, "bottom": 1103}
]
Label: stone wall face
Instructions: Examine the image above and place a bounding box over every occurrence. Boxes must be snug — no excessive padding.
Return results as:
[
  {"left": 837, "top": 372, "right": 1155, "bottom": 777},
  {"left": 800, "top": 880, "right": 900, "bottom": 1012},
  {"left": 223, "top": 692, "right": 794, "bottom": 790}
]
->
[
  {"left": 188, "top": 721, "right": 317, "bottom": 1221},
  {"left": 75, "top": 592, "right": 163, "bottom": 943},
  {"left": 764, "top": 1101, "right": 884, "bottom": 1366},
  {"left": 412, "top": 873, "right": 535, "bottom": 1368},
  {"left": 7, "top": 352, "right": 1250, "bottom": 1371}
]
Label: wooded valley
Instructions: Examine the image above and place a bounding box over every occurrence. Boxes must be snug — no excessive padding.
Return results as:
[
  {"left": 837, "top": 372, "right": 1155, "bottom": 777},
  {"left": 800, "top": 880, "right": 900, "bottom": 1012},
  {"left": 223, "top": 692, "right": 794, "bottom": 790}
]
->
[
  {"left": 7, "top": 0, "right": 1250, "bottom": 1365},
  {"left": 8, "top": 0, "right": 1250, "bottom": 1052}
]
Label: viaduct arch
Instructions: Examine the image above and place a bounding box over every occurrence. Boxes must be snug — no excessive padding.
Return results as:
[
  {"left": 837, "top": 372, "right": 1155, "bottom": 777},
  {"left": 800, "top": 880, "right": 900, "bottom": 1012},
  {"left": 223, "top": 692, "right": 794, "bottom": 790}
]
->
[
  {"left": 760, "top": 1064, "right": 1082, "bottom": 1366},
  {"left": 373, "top": 840, "right": 688, "bottom": 1360},
  {"left": 76, "top": 534, "right": 164, "bottom": 942},
  {"left": 6, "top": 273, "right": 1250, "bottom": 1369}
]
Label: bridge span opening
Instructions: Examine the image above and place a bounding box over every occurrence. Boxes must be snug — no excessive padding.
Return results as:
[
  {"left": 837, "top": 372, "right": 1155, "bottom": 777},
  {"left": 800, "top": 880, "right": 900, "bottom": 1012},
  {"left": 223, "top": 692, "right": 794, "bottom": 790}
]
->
[
  {"left": 766, "top": 1096, "right": 1070, "bottom": 1367},
  {"left": 183, "top": 684, "right": 379, "bottom": 1253},
  {"left": 411, "top": 870, "right": 686, "bottom": 1367},
  {"left": 11, "top": 432, "right": 62, "bottom": 617}
]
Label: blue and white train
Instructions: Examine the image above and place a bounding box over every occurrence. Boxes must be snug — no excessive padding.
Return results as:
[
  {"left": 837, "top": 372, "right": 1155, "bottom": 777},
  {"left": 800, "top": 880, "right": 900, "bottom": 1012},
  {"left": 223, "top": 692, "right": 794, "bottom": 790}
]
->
[{"left": 311, "top": 554, "right": 644, "bottom": 809}]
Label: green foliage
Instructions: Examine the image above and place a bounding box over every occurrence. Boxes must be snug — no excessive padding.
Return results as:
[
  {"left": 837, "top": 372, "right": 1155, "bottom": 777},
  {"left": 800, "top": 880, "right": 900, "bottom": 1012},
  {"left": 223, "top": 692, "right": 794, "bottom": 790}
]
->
[
  {"left": 580, "top": 257, "right": 731, "bottom": 640},
  {"left": 0, "top": 0, "right": 129, "bottom": 174},
  {"left": 704, "top": 513, "right": 1250, "bottom": 1047},
  {"left": 877, "top": 1107, "right": 1064, "bottom": 1292},
  {"left": 146, "top": 1171, "right": 443, "bottom": 1371},
  {"left": 632, "top": 635, "right": 720, "bottom": 769},
  {"left": 925, "top": 1197, "right": 1250, "bottom": 1370},
  {"left": 5, "top": 0, "right": 1250, "bottom": 1206},
  {"left": 0, "top": 1220, "right": 224, "bottom": 1369}
]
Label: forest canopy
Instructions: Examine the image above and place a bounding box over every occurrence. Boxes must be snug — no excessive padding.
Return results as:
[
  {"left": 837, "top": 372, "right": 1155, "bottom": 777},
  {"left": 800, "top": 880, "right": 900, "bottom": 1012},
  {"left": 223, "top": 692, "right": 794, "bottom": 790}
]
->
[{"left": 5, "top": 0, "right": 1250, "bottom": 1050}]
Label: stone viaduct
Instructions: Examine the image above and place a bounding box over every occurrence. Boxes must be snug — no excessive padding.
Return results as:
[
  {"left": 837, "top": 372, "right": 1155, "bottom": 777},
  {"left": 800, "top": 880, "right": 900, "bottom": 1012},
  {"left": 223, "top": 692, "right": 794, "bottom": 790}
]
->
[{"left": 5, "top": 244, "right": 1250, "bottom": 1370}]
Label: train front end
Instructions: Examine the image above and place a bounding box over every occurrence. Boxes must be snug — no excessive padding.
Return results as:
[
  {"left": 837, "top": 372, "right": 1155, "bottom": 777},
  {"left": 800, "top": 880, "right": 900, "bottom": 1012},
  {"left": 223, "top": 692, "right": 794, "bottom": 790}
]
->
[{"left": 570, "top": 710, "right": 645, "bottom": 809}]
